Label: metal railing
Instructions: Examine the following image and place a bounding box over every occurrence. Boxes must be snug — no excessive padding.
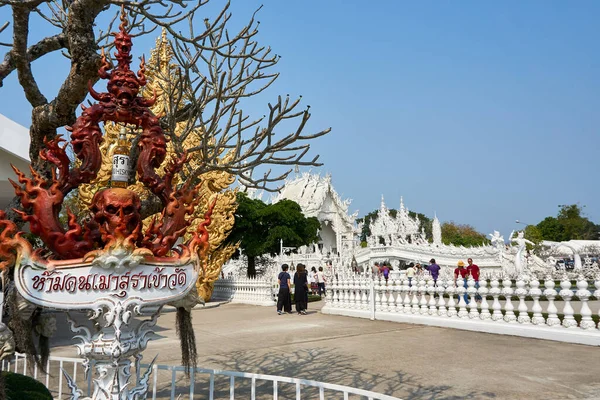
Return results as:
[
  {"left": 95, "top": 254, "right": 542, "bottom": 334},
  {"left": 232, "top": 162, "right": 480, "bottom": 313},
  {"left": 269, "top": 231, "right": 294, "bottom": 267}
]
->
[{"left": 2, "top": 353, "right": 401, "bottom": 400}]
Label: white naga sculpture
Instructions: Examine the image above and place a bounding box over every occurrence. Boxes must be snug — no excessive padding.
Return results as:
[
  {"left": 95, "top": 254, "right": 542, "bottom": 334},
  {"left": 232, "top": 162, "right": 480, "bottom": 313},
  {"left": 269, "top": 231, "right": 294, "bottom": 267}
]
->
[{"left": 510, "top": 230, "right": 534, "bottom": 275}]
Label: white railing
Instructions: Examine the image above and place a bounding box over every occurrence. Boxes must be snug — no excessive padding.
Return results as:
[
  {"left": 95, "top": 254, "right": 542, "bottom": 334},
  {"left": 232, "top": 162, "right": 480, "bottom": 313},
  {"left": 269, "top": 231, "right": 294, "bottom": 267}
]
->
[
  {"left": 2, "top": 353, "right": 400, "bottom": 400},
  {"left": 211, "top": 276, "right": 277, "bottom": 306},
  {"left": 322, "top": 274, "right": 600, "bottom": 345}
]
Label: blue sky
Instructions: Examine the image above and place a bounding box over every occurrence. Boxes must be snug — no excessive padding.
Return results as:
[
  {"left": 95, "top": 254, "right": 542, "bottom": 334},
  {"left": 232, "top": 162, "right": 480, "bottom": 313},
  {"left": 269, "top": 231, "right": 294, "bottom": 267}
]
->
[{"left": 0, "top": 1, "right": 598, "bottom": 238}]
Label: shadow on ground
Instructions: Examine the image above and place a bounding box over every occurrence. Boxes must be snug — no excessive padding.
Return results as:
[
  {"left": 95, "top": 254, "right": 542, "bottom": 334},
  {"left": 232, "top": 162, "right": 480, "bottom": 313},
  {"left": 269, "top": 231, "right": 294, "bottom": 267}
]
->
[{"left": 149, "top": 347, "right": 496, "bottom": 400}]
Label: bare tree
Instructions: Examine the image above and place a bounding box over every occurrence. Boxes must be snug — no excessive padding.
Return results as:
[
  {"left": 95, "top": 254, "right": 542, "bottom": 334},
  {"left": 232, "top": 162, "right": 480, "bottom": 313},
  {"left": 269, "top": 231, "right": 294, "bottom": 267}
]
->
[{"left": 0, "top": 0, "right": 330, "bottom": 220}]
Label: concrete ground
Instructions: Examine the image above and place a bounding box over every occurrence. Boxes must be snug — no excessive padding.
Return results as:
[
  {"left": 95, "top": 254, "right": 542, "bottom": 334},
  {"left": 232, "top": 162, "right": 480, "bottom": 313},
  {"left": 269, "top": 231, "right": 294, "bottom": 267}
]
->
[{"left": 49, "top": 300, "right": 600, "bottom": 400}]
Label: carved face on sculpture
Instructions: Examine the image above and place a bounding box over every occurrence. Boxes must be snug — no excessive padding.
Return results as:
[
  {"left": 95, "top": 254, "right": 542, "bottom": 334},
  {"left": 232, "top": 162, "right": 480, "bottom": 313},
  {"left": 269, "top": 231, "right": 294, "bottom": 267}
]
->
[
  {"left": 108, "top": 70, "right": 141, "bottom": 108},
  {"left": 91, "top": 188, "right": 141, "bottom": 241}
]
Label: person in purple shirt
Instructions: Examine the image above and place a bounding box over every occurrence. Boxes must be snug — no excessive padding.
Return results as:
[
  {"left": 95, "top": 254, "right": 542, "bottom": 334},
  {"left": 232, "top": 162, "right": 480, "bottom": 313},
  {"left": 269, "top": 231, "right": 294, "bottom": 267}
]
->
[{"left": 427, "top": 258, "right": 441, "bottom": 286}]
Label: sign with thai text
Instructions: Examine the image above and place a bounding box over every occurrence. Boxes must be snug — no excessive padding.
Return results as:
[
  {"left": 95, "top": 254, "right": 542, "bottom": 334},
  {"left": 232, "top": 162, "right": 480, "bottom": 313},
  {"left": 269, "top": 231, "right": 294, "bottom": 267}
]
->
[{"left": 15, "top": 259, "right": 198, "bottom": 310}]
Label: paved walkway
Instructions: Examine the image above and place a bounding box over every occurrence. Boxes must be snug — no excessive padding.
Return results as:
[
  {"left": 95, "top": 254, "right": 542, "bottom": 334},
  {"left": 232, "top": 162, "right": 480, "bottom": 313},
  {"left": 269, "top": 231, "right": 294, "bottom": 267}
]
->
[{"left": 51, "top": 300, "right": 600, "bottom": 400}]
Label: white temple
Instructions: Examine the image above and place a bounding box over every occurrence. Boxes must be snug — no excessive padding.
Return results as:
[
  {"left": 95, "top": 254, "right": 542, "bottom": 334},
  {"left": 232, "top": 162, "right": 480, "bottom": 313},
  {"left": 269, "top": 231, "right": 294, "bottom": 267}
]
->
[
  {"left": 0, "top": 114, "right": 30, "bottom": 209},
  {"left": 272, "top": 172, "right": 359, "bottom": 257}
]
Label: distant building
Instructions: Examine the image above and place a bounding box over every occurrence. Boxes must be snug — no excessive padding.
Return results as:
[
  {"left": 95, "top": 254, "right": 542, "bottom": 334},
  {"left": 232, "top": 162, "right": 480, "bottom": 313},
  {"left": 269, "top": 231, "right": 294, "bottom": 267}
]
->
[
  {"left": 272, "top": 172, "right": 359, "bottom": 256},
  {"left": 0, "top": 114, "right": 30, "bottom": 209}
]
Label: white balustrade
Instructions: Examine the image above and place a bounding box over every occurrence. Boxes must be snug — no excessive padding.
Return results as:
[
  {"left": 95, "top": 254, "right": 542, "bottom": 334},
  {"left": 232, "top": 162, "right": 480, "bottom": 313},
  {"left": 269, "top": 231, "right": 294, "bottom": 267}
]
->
[{"left": 320, "top": 274, "right": 600, "bottom": 346}]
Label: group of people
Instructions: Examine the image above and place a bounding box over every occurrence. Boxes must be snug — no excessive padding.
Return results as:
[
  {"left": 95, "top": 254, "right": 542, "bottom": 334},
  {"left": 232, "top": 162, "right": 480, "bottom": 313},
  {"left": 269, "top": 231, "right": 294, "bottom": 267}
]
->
[
  {"left": 453, "top": 258, "right": 481, "bottom": 303},
  {"left": 405, "top": 258, "right": 441, "bottom": 286},
  {"left": 276, "top": 264, "right": 326, "bottom": 315},
  {"left": 403, "top": 258, "right": 481, "bottom": 303}
]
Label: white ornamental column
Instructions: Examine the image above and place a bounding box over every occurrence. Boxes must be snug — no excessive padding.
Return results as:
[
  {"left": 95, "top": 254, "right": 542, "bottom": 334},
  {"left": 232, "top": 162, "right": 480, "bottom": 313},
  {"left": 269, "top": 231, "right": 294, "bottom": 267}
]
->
[
  {"left": 456, "top": 279, "right": 468, "bottom": 318},
  {"left": 403, "top": 277, "right": 412, "bottom": 313},
  {"left": 411, "top": 278, "right": 420, "bottom": 314},
  {"left": 501, "top": 276, "right": 516, "bottom": 323},
  {"left": 529, "top": 277, "right": 545, "bottom": 325},
  {"left": 489, "top": 275, "right": 503, "bottom": 321},
  {"left": 427, "top": 277, "right": 437, "bottom": 315},
  {"left": 466, "top": 277, "right": 479, "bottom": 319},
  {"left": 446, "top": 278, "right": 457, "bottom": 318},
  {"left": 576, "top": 275, "right": 595, "bottom": 330},
  {"left": 436, "top": 279, "right": 447, "bottom": 317},
  {"left": 594, "top": 276, "right": 600, "bottom": 330},
  {"left": 478, "top": 279, "right": 491, "bottom": 320},
  {"left": 419, "top": 277, "right": 428, "bottom": 315},
  {"left": 543, "top": 274, "right": 561, "bottom": 327},
  {"left": 515, "top": 276, "right": 531, "bottom": 324},
  {"left": 559, "top": 276, "right": 577, "bottom": 328}
]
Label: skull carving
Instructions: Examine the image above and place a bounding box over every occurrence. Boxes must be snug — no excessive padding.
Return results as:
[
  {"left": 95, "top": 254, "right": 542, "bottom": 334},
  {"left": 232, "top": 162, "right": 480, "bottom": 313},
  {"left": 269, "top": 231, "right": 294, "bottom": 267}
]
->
[{"left": 91, "top": 188, "right": 141, "bottom": 242}]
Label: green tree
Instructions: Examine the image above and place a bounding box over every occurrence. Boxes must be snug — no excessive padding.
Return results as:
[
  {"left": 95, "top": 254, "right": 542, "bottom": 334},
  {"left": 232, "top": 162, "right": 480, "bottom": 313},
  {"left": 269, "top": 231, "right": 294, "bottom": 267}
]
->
[
  {"left": 536, "top": 217, "right": 567, "bottom": 242},
  {"left": 227, "top": 193, "right": 320, "bottom": 277},
  {"left": 531, "top": 204, "right": 599, "bottom": 242},
  {"left": 441, "top": 222, "right": 490, "bottom": 247}
]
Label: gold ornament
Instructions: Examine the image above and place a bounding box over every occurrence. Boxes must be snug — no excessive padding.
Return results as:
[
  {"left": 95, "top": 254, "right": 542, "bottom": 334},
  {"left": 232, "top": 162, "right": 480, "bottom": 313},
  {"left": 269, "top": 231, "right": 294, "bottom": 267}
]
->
[{"left": 77, "top": 29, "right": 238, "bottom": 301}]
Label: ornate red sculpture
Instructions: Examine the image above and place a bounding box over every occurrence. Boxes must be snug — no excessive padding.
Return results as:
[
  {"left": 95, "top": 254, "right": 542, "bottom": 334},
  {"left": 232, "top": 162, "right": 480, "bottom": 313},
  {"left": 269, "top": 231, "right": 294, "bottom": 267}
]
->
[{"left": 0, "top": 7, "right": 212, "bottom": 269}]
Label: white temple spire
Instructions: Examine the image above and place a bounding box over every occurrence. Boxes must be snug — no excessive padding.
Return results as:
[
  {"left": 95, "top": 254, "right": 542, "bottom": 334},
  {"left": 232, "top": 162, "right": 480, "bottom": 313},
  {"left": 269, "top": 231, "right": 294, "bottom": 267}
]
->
[
  {"left": 400, "top": 196, "right": 405, "bottom": 212},
  {"left": 432, "top": 212, "right": 442, "bottom": 245}
]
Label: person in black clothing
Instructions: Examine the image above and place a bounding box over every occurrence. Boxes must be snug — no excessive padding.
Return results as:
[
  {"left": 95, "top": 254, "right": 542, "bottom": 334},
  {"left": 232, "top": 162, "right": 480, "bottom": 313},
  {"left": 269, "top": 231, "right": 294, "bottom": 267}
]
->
[
  {"left": 294, "top": 263, "right": 309, "bottom": 315},
  {"left": 277, "top": 264, "right": 292, "bottom": 315}
]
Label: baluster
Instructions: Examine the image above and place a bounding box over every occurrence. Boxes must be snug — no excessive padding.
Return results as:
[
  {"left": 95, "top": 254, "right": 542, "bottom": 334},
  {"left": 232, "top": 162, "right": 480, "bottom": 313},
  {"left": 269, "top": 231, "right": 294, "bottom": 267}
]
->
[
  {"left": 515, "top": 276, "right": 530, "bottom": 324},
  {"left": 529, "top": 277, "right": 545, "bottom": 325},
  {"left": 403, "top": 277, "right": 412, "bottom": 313},
  {"left": 393, "top": 279, "right": 401, "bottom": 312},
  {"left": 489, "top": 275, "right": 502, "bottom": 321},
  {"left": 576, "top": 275, "right": 595, "bottom": 330},
  {"left": 559, "top": 276, "right": 577, "bottom": 328},
  {"left": 375, "top": 279, "right": 383, "bottom": 311},
  {"left": 333, "top": 279, "right": 340, "bottom": 307},
  {"left": 419, "top": 277, "right": 428, "bottom": 315},
  {"left": 427, "top": 277, "right": 437, "bottom": 315},
  {"left": 502, "top": 277, "right": 516, "bottom": 323},
  {"left": 478, "top": 278, "right": 491, "bottom": 320},
  {"left": 543, "top": 274, "right": 560, "bottom": 327},
  {"left": 456, "top": 277, "right": 468, "bottom": 318},
  {"left": 348, "top": 278, "right": 356, "bottom": 309},
  {"left": 385, "top": 281, "right": 393, "bottom": 312},
  {"left": 353, "top": 278, "right": 361, "bottom": 310},
  {"left": 594, "top": 276, "right": 600, "bottom": 330},
  {"left": 466, "top": 277, "right": 479, "bottom": 319},
  {"left": 446, "top": 278, "right": 457, "bottom": 317},
  {"left": 411, "top": 277, "right": 420, "bottom": 314},
  {"left": 325, "top": 281, "right": 334, "bottom": 307},
  {"left": 436, "top": 278, "right": 447, "bottom": 316},
  {"left": 361, "top": 279, "right": 369, "bottom": 310}
]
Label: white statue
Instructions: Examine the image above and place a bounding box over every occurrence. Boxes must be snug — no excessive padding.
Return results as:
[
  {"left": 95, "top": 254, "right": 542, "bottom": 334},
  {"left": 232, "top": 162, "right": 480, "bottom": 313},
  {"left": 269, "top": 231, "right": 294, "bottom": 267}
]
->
[
  {"left": 489, "top": 230, "right": 504, "bottom": 250},
  {"left": 510, "top": 230, "right": 533, "bottom": 276}
]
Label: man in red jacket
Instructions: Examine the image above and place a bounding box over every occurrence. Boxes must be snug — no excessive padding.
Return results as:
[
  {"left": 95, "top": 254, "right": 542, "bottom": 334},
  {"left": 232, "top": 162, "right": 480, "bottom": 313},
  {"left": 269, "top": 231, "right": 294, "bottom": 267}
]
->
[{"left": 467, "top": 258, "right": 481, "bottom": 302}]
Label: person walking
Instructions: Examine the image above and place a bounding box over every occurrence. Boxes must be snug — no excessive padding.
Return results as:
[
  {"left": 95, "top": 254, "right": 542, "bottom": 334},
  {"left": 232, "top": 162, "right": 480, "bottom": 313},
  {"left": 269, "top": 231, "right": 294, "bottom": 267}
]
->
[
  {"left": 317, "top": 266, "right": 326, "bottom": 296},
  {"left": 382, "top": 263, "right": 390, "bottom": 283},
  {"left": 454, "top": 260, "right": 468, "bottom": 303},
  {"left": 467, "top": 258, "right": 481, "bottom": 302},
  {"left": 294, "top": 263, "right": 309, "bottom": 315},
  {"left": 406, "top": 263, "right": 416, "bottom": 287},
  {"left": 310, "top": 266, "right": 318, "bottom": 295},
  {"left": 277, "top": 264, "right": 292, "bottom": 315},
  {"left": 427, "top": 258, "right": 441, "bottom": 286}
]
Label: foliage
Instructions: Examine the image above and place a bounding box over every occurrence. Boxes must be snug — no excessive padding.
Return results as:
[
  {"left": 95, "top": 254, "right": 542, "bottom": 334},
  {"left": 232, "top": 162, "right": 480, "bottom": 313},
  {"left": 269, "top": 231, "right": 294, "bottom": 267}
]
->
[
  {"left": 1, "top": 371, "right": 52, "bottom": 400},
  {"left": 441, "top": 222, "right": 490, "bottom": 247},
  {"left": 227, "top": 192, "right": 320, "bottom": 276},
  {"left": 525, "top": 204, "right": 599, "bottom": 242}
]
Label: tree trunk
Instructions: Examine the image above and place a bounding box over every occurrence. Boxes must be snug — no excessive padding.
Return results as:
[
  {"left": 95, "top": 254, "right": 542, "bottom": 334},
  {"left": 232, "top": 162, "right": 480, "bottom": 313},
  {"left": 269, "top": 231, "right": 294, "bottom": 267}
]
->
[{"left": 247, "top": 256, "right": 256, "bottom": 278}]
